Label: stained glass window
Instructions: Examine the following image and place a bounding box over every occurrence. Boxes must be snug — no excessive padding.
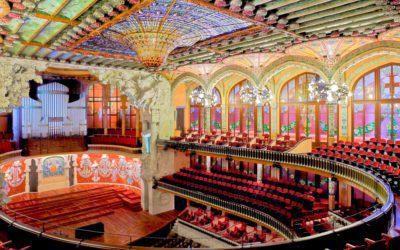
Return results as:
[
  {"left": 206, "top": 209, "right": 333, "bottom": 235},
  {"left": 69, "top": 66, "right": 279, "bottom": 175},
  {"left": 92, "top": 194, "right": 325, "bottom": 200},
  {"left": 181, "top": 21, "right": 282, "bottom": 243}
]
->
[
  {"left": 352, "top": 64, "right": 400, "bottom": 141},
  {"left": 279, "top": 73, "right": 337, "bottom": 144},
  {"left": 190, "top": 86, "right": 221, "bottom": 133},
  {"left": 87, "top": 84, "right": 137, "bottom": 130},
  {"left": 228, "top": 82, "right": 271, "bottom": 136}
]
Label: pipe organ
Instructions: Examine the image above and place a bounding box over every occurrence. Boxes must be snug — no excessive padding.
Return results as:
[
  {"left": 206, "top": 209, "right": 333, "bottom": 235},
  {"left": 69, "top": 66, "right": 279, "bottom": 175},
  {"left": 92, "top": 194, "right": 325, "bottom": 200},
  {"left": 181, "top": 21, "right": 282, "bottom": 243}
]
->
[{"left": 21, "top": 82, "right": 87, "bottom": 138}]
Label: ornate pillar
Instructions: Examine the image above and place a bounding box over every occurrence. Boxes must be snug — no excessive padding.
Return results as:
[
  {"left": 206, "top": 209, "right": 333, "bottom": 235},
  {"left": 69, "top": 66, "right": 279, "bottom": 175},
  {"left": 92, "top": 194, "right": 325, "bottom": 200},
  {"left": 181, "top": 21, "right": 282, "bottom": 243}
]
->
[
  {"left": 204, "top": 107, "right": 211, "bottom": 133},
  {"left": 121, "top": 95, "right": 128, "bottom": 136},
  {"left": 338, "top": 182, "right": 352, "bottom": 208},
  {"left": 328, "top": 177, "right": 337, "bottom": 210},
  {"left": 341, "top": 102, "right": 349, "bottom": 141},
  {"left": 328, "top": 104, "right": 337, "bottom": 145},
  {"left": 102, "top": 85, "right": 110, "bottom": 135},
  {"left": 135, "top": 108, "right": 140, "bottom": 138},
  {"left": 256, "top": 106, "right": 263, "bottom": 136},
  {"left": 270, "top": 102, "right": 278, "bottom": 139},
  {"left": 256, "top": 163, "right": 263, "bottom": 183},
  {"left": 221, "top": 104, "right": 228, "bottom": 132},
  {"left": 206, "top": 155, "right": 211, "bottom": 172}
]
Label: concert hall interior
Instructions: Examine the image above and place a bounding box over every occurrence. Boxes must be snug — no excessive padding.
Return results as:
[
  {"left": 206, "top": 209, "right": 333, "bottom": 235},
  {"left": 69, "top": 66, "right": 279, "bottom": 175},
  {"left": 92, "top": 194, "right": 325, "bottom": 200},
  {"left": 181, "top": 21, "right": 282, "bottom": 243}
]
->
[{"left": 1, "top": 0, "right": 400, "bottom": 250}]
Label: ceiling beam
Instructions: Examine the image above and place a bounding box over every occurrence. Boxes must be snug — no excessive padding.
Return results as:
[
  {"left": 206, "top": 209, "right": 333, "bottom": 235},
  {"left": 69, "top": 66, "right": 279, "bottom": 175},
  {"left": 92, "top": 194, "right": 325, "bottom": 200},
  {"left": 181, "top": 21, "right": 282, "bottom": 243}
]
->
[
  {"left": 34, "top": 13, "right": 79, "bottom": 26},
  {"left": 20, "top": 41, "right": 136, "bottom": 61},
  {"left": 69, "top": 0, "right": 156, "bottom": 49}
]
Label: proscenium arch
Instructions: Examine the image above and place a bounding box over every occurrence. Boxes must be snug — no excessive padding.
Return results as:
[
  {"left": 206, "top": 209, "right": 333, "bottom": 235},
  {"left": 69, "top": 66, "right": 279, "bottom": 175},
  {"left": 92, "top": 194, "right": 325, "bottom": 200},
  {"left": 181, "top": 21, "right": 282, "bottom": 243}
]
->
[{"left": 207, "top": 65, "right": 258, "bottom": 91}]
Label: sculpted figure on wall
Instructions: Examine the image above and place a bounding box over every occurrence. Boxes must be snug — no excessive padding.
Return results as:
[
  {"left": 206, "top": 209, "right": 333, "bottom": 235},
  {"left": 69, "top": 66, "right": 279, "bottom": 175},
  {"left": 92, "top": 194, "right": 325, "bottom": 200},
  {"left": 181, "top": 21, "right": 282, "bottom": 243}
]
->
[{"left": 0, "top": 59, "right": 47, "bottom": 112}]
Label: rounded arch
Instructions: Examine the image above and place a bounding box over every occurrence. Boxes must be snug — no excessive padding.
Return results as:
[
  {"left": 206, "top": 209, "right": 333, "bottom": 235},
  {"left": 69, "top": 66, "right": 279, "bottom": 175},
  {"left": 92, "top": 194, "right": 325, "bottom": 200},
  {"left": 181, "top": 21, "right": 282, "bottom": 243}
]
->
[
  {"left": 171, "top": 72, "right": 206, "bottom": 94},
  {"left": 259, "top": 56, "right": 329, "bottom": 87},
  {"left": 208, "top": 65, "right": 258, "bottom": 91},
  {"left": 351, "top": 63, "right": 400, "bottom": 142}
]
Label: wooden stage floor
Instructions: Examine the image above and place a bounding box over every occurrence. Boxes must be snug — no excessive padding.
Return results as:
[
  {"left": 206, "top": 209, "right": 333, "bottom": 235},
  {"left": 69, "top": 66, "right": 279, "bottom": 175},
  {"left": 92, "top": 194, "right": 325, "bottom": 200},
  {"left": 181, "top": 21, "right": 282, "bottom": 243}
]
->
[{"left": 9, "top": 185, "right": 179, "bottom": 247}]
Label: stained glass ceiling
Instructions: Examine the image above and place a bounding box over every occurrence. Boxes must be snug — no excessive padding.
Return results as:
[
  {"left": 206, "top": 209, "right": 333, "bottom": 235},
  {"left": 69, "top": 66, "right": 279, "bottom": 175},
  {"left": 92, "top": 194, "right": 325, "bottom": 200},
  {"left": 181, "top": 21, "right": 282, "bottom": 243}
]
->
[
  {"left": 0, "top": 0, "right": 398, "bottom": 70},
  {"left": 75, "top": 0, "right": 251, "bottom": 67}
]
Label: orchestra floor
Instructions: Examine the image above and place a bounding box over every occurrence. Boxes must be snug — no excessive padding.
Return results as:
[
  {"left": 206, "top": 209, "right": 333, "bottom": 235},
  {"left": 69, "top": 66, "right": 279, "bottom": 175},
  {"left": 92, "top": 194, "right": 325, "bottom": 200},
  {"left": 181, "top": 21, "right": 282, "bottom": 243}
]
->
[{"left": 7, "top": 184, "right": 179, "bottom": 246}]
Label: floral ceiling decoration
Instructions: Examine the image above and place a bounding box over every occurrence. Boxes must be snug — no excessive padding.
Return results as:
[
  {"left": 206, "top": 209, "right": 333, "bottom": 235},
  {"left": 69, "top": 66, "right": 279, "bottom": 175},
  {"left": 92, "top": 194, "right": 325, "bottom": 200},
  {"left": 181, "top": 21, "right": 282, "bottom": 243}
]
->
[
  {"left": 378, "top": 26, "right": 400, "bottom": 42},
  {"left": 285, "top": 37, "right": 377, "bottom": 68},
  {"left": 222, "top": 53, "right": 285, "bottom": 71}
]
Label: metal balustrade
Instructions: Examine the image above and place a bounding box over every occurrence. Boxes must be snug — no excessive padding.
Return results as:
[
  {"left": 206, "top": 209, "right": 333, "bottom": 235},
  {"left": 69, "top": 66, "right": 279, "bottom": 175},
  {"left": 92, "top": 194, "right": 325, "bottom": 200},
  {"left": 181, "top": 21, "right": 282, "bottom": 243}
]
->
[
  {"left": 157, "top": 182, "right": 295, "bottom": 240},
  {"left": 158, "top": 140, "right": 393, "bottom": 205}
]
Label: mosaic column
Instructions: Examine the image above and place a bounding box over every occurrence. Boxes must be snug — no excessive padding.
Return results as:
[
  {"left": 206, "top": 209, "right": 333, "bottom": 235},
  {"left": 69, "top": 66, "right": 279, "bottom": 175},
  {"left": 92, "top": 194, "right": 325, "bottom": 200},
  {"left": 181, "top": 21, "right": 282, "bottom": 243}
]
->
[
  {"left": 256, "top": 163, "right": 263, "bottom": 183},
  {"left": 328, "top": 104, "right": 337, "bottom": 145},
  {"left": 270, "top": 103, "right": 278, "bottom": 139},
  {"left": 121, "top": 95, "right": 128, "bottom": 136},
  {"left": 221, "top": 104, "right": 227, "bottom": 132},
  {"left": 204, "top": 107, "right": 211, "bottom": 133},
  {"left": 341, "top": 103, "right": 348, "bottom": 140},
  {"left": 328, "top": 177, "right": 337, "bottom": 210},
  {"left": 102, "top": 85, "right": 110, "bottom": 135},
  {"left": 206, "top": 155, "right": 211, "bottom": 172},
  {"left": 256, "top": 106, "right": 263, "bottom": 136}
]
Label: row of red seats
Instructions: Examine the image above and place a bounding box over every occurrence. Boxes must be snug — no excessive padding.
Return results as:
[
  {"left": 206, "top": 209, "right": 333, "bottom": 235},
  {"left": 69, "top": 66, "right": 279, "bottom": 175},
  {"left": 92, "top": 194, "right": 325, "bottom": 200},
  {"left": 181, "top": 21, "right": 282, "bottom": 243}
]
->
[
  {"left": 320, "top": 143, "right": 400, "bottom": 157},
  {"left": 90, "top": 135, "right": 137, "bottom": 147},
  {"left": 310, "top": 149, "right": 400, "bottom": 193},
  {"left": 338, "top": 138, "right": 400, "bottom": 148},
  {"left": 345, "top": 232, "right": 400, "bottom": 250},
  {"left": 0, "top": 132, "right": 12, "bottom": 140},
  {"left": 0, "top": 141, "right": 15, "bottom": 154},
  {"left": 164, "top": 170, "right": 323, "bottom": 225},
  {"left": 184, "top": 167, "right": 325, "bottom": 203}
]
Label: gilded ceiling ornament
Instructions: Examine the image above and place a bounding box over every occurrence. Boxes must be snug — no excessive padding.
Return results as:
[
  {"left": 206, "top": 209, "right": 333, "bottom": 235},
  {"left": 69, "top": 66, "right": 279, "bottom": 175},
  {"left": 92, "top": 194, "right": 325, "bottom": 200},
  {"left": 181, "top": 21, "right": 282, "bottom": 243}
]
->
[{"left": 0, "top": 0, "right": 10, "bottom": 18}]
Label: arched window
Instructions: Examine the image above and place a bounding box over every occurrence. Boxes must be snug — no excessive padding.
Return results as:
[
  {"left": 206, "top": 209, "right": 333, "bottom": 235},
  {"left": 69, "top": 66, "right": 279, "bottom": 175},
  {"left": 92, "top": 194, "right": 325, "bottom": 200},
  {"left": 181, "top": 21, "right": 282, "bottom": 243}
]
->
[
  {"left": 87, "top": 84, "right": 137, "bottom": 130},
  {"left": 228, "top": 81, "right": 271, "bottom": 136},
  {"left": 353, "top": 64, "right": 400, "bottom": 142},
  {"left": 279, "top": 73, "right": 337, "bottom": 144},
  {"left": 190, "top": 87, "right": 221, "bottom": 133}
]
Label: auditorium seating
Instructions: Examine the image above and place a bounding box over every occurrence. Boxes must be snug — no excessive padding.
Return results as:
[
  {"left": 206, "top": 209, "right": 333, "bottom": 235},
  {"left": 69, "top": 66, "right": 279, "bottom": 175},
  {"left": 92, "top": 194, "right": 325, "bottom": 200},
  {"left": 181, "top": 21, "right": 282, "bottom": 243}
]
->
[
  {"left": 0, "top": 132, "right": 15, "bottom": 153},
  {"left": 0, "top": 240, "right": 31, "bottom": 250},
  {"left": 345, "top": 233, "right": 400, "bottom": 250},
  {"left": 309, "top": 139, "right": 400, "bottom": 193},
  {"left": 161, "top": 168, "right": 328, "bottom": 229},
  {"left": 89, "top": 134, "right": 138, "bottom": 147},
  {"left": 179, "top": 206, "right": 285, "bottom": 244},
  {"left": 4, "top": 186, "right": 141, "bottom": 231},
  {"left": 151, "top": 233, "right": 201, "bottom": 248}
]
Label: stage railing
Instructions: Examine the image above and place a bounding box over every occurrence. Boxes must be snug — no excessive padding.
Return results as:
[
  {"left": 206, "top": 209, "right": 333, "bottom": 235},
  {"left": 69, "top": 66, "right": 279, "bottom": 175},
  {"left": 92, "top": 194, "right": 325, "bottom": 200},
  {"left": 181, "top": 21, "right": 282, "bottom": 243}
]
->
[
  {"left": 157, "top": 182, "right": 295, "bottom": 239},
  {"left": 88, "top": 144, "right": 142, "bottom": 154},
  {"left": 0, "top": 150, "right": 22, "bottom": 165}
]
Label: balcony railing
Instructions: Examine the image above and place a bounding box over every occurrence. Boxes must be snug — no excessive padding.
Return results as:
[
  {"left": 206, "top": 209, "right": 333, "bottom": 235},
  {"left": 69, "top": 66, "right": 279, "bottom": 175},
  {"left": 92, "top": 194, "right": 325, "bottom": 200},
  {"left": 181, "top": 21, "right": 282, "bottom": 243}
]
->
[
  {"left": 158, "top": 140, "right": 393, "bottom": 205},
  {"left": 157, "top": 181, "right": 295, "bottom": 240}
]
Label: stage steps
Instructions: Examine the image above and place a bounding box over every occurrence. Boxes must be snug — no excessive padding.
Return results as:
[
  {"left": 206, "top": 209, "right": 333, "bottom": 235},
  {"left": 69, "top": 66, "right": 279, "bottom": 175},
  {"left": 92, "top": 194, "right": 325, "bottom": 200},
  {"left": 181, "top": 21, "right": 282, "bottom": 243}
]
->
[{"left": 4, "top": 185, "right": 142, "bottom": 230}]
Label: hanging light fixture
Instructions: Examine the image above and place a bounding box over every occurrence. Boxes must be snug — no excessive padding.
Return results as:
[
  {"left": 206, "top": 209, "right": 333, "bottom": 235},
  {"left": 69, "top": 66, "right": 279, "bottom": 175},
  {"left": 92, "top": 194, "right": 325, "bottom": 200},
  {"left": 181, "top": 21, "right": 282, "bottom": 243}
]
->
[
  {"left": 308, "top": 78, "right": 351, "bottom": 104},
  {"left": 190, "top": 88, "right": 218, "bottom": 107},
  {"left": 239, "top": 84, "right": 273, "bottom": 106}
]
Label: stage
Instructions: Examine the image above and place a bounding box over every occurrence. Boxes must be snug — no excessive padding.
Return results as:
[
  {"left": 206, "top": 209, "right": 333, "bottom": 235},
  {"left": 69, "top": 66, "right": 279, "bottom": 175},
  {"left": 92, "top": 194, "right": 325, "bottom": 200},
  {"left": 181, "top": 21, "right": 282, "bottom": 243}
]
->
[{"left": 6, "top": 185, "right": 179, "bottom": 246}]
